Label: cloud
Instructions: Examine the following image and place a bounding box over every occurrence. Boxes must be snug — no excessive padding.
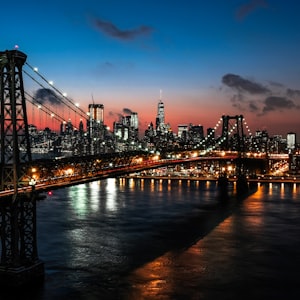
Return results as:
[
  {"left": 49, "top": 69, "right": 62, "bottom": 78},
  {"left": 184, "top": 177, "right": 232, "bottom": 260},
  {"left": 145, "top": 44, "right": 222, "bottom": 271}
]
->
[
  {"left": 262, "top": 96, "right": 300, "bottom": 114},
  {"left": 236, "top": 0, "right": 268, "bottom": 20},
  {"left": 92, "top": 17, "right": 153, "bottom": 41},
  {"left": 222, "top": 73, "right": 270, "bottom": 94},
  {"left": 249, "top": 101, "right": 259, "bottom": 112},
  {"left": 108, "top": 110, "right": 126, "bottom": 123},
  {"left": 92, "top": 61, "right": 115, "bottom": 77},
  {"left": 123, "top": 108, "right": 133, "bottom": 115},
  {"left": 100, "top": 61, "right": 114, "bottom": 71},
  {"left": 286, "top": 88, "right": 300, "bottom": 99},
  {"left": 34, "top": 88, "right": 62, "bottom": 105},
  {"left": 93, "top": 61, "right": 135, "bottom": 78},
  {"left": 222, "top": 73, "right": 300, "bottom": 116},
  {"left": 268, "top": 80, "right": 285, "bottom": 88}
]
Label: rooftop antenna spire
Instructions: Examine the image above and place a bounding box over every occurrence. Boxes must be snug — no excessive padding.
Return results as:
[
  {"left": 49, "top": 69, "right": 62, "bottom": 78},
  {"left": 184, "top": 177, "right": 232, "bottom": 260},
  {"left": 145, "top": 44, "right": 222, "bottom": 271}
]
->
[
  {"left": 91, "top": 93, "right": 95, "bottom": 104},
  {"left": 159, "top": 89, "right": 162, "bottom": 101}
]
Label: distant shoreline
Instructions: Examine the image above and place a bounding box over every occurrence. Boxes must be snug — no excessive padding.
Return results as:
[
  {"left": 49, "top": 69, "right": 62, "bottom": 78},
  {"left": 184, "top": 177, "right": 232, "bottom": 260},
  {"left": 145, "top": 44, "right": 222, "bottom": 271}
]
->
[{"left": 120, "top": 175, "right": 300, "bottom": 184}]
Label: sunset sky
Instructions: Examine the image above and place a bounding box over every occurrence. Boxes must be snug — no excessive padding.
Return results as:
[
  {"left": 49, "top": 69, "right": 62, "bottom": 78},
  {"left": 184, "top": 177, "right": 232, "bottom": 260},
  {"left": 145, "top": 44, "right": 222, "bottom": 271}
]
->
[{"left": 1, "top": 0, "right": 300, "bottom": 137}]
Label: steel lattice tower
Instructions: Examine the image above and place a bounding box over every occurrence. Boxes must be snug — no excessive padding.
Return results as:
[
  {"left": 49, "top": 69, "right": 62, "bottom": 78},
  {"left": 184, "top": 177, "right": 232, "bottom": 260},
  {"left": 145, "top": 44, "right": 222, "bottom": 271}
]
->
[
  {"left": 221, "top": 115, "right": 245, "bottom": 153},
  {"left": 0, "top": 50, "right": 44, "bottom": 286},
  {"left": 221, "top": 115, "right": 246, "bottom": 178}
]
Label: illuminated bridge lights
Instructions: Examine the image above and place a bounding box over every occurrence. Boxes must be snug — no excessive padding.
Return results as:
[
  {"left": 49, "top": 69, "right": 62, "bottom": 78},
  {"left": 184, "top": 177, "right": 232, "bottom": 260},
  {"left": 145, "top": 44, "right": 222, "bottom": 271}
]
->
[{"left": 0, "top": 149, "right": 296, "bottom": 198}]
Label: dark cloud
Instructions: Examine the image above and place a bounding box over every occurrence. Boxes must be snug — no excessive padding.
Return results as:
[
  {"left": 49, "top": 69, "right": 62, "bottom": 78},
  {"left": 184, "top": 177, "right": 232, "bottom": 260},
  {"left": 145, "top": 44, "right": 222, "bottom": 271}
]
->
[
  {"left": 108, "top": 111, "right": 123, "bottom": 122},
  {"left": 93, "top": 61, "right": 115, "bottom": 77},
  {"left": 268, "top": 80, "right": 285, "bottom": 88},
  {"left": 231, "top": 93, "right": 244, "bottom": 103},
  {"left": 286, "top": 88, "right": 300, "bottom": 98},
  {"left": 93, "top": 17, "right": 153, "bottom": 41},
  {"left": 93, "top": 61, "right": 135, "bottom": 78},
  {"left": 230, "top": 93, "right": 245, "bottom": 110},
  {"left": 222, "top": 73, "right": 270, "bottom": 94},
  {"left": 222, "top": 73, "right": 300, "bottom": 116},
  {"left": 236, "top": 0, "right": 268, "bottom": 20},
  {"left": 101, "top": 61, "right": 114, "bottom": 70},
  {"left": 249, "top": 101, "right": 259, "bottom": 112},
  {"left": 34, "top": 88, "right": 62, "bottom": 105},
  {"left": 262, "top": 96, "right": 300, "bottom": 114},
  {"left": 123, "top": 108, "right": 132, "bottom": 115}
]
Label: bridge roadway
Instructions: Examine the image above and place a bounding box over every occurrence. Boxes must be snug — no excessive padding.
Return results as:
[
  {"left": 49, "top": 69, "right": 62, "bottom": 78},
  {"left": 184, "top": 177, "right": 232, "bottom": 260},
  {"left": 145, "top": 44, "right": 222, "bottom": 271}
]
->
[{"left": 0, "top": 151, "right": 284, "bottom": 198}]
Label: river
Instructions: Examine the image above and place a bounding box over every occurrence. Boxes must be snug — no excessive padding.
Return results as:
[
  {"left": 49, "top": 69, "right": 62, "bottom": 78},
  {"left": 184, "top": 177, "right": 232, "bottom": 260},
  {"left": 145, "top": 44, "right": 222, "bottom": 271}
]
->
[{"left": 2, "top": 178, "right": 300, "bottom": 299}]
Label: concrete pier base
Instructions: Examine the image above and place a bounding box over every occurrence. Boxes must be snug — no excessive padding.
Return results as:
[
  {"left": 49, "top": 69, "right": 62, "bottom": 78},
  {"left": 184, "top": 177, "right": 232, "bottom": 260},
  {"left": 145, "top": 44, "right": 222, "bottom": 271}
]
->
[
  {"left": 0, "top": 260, "right": 44, "bottom": 287},
  {"left": 236, "top": 175, "right": 249, "bottom": 195},
  {"left": 217, "top": 176, "right": 229, "bottom": 190}
]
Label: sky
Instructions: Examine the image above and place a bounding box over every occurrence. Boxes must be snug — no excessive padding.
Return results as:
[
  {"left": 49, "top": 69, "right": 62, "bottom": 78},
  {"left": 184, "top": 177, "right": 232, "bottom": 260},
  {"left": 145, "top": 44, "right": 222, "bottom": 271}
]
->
[{"left": 1, "top": 0, "right": 300, "bottom": 137}]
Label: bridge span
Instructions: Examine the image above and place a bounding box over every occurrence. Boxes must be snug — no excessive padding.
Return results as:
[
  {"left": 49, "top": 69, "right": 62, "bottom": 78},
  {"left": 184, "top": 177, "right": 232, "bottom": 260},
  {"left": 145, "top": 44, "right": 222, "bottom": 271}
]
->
[{"left": 0, "top": 150, "right": 268, "bottom": 198}]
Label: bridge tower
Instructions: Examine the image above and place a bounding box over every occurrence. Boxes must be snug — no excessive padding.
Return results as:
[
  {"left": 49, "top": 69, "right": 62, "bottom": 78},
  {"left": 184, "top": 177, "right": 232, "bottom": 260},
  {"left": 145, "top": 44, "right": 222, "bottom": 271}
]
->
[
  {"left": 0, "top": 50, "right": 44, "bottom": 286},
  {"left": 221, "top": 115, "right": 245, "bottom": 153},
  {"left": 220, "top": 115, "right": 248, "bottom": 192}
]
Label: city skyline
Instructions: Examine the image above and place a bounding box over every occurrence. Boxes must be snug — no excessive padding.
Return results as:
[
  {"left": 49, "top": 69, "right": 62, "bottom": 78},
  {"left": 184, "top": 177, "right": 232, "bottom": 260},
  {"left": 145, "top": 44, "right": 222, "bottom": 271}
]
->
[{"left": 1, "top": 0, "right": 300, "bottom": 136}]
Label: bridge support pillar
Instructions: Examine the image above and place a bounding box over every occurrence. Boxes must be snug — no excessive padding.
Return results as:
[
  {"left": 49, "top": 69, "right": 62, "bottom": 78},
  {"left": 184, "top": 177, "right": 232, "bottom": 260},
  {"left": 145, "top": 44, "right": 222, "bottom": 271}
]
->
[
  {"left": 0, "top": 49, "right": 44, "bottom": 287},
  {"left": 217, "top": 175, "right": 229, "bottom": 190},
  {"left": 0, "top": 193, "right": 44, "bottom": 287},
  {"left": 217, "top": 175, "right": 229, "bottom": 202},
  {"left": 0, "top": 261, "right": 44, "bottom": 287},
  {"left": 236, "top": 174, "right": 249, "bottom": 195}
]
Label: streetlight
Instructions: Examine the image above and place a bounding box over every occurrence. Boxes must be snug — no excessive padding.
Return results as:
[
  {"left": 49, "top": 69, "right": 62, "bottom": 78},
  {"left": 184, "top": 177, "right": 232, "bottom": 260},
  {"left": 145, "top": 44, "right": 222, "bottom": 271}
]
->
[{"left": 29, "top": 177, "right": 37, "bottom": 191}]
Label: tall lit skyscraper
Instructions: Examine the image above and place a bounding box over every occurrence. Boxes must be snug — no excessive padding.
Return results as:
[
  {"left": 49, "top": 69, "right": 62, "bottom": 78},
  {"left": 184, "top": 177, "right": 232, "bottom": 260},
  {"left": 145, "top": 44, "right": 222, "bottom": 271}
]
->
[
  {"left": 157, "top": 100, "right": 165, "bottom": 125},
  {"left": 130, "top": 112, "right": 138, "bottom": 130},
  {"left": 156, "top": 90, "right": 165, "bottom": 132},
  {"left": 287, "top": 132, "right": 296, "bottom": 151},
  {"left": 88, "top": 103, "right": 104, "bottom": 136},
  {"left": 87, "top": 103, "right": 106, "bottom": 155},
  {"left": 178, "top": 124, "right": 188, "bottom": 138},
  {"left": 89, "top": 104, "right": 104, "bottom": 124}
]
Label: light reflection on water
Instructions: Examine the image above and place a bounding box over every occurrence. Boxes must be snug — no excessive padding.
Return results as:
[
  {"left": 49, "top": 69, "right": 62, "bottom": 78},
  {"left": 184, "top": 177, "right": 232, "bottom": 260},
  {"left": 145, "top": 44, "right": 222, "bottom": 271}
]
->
[
  {"left": 89, "top": 181, "right": 101, "bottom": 211},
  {"left": 32, "top": 179, "right": 300, "bottom": 300},
  {"left": 125, "top": 181, "right": 300, "bottom": 299},
  {"left": 105, "top": 178, "right": 118, "bottom": 211},
  {"left": 68, "top": 184, "right": 89, "bottom": 217}
]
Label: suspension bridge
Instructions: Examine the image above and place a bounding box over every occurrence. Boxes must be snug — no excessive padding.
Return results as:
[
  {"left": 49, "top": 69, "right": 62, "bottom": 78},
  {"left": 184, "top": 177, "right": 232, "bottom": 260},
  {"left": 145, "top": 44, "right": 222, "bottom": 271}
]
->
[{"left": 0, "top": 49, "right": 287, "bottom": 286}]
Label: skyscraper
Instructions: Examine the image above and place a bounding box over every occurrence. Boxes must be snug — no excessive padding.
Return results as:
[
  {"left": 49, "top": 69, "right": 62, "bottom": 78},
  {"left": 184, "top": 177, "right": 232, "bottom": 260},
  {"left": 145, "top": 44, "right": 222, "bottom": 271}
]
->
[
  {"left": 87, "top": 103, "right": 106, "bottom": 155},
  {"left": 156, "top": 89, "right": 165, "bottom": 131},
  {"left": 157, "top": 100, "right": 165, "bottom": 124},
  {"left": 130, "top": 112, "right": 138, "bottom": 130},
  {"left": 154, "top": 92, "right": 172, "bottom": 136},
  {"left": 89, "top": 104, "right": 104, "bottom": 124},
  {"left": 287, "top": 132, "right": 296, "bottom": 152}
]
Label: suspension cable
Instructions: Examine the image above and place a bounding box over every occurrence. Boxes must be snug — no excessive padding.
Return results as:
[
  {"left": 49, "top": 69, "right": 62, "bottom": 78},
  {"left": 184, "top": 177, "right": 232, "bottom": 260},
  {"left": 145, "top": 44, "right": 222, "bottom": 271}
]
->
[
  {"left": 24, "top": 62, "right": 88, "bottom": 121},
  {"left": 25, "top": 91, "right": 67, "bottom": 125},
  {"left": 23, "top": 69, "right": 87, "bottom": 123}
]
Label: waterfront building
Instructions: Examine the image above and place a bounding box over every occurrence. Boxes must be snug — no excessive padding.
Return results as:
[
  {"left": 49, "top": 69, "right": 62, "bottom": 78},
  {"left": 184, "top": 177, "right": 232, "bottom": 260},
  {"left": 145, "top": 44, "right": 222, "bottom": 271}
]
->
[
  {"left": 88, "top": 104, "right": 104, "bottom": 137},
  {"left": 86, "top": 103, "right": 110, "bottom": 154},
  {"left": 113, "top": 111, "right": 139, "bottom": 151},
  {"left": 287, "top": 132, "right": 296, "bottom": 152},
  {"left": 178, "top": 124, "right": 188, "bottom": 138},
  {"left": 114, "top": 122, "right": 129, "bottom": 141},
  {"left": 254, "top": 130, "right": 269, "bottom": 152},
  {"left": 188, "top": 124, "right": 204, "bottom": 145}
]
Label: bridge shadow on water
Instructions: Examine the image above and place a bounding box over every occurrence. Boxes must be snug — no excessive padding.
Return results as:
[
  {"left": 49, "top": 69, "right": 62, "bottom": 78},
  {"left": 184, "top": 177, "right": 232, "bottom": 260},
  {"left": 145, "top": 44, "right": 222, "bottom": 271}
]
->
[
  {"left": 123, "top": 182, "right": 257, "bottom": 269},
  {"left": 102, "top": 182, "right": 259, "bottom": 299}
]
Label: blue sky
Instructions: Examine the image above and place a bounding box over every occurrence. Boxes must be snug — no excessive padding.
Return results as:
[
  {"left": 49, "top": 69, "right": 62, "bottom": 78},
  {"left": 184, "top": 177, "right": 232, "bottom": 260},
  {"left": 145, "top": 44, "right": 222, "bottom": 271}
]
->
[{"left": 1, "top": 0, "right": 300, "bottom": 136}]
